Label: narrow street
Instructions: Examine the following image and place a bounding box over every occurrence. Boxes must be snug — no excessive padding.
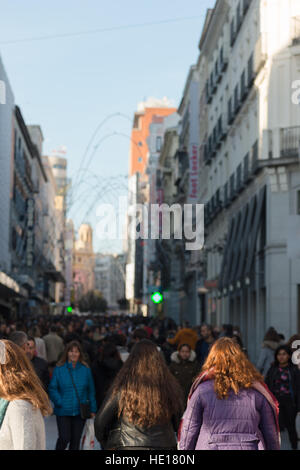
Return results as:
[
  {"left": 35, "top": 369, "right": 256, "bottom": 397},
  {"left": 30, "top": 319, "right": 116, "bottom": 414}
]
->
[{"left": 44, "top": 415, "right": 300, "bottom": 451}]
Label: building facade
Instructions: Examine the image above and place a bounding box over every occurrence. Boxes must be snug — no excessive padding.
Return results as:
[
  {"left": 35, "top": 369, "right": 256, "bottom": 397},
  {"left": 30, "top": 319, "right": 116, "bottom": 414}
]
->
[
  {"left": 94, "top": 253, "right": 125, "bottom": 310},
  {"left": 73, "top": 224, "right": 95, "bottom": 303},
  {"left": 197, "top": 0, "right": 300, "bottom": 361}
]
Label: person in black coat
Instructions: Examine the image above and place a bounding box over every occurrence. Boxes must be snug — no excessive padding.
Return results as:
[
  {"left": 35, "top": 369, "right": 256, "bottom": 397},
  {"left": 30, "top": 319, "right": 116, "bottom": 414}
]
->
[
  {"left": 265, "top": 345, "right": 300, "bottom": 450},
  {"left": 94, "top": 340, "right": 184, "bottom": 450},
  {"left": 195, "top": 324, "right": 215, "bottom": 367},
  {"left": 91, "top": 342, "right": 123, "bottom": 409},
  {"left": 27, "top": 337, "right": 50, "bottom": 393}
]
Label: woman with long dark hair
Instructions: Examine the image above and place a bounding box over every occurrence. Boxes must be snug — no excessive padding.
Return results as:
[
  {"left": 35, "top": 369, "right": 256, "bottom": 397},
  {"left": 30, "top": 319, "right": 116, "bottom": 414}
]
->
[
  {"left": 49, "top": 340, "right": 97, "bottom": 450},
  {"left": 94, "top": 339, "right": 184, "bottom": 450},
  {"left": 265, "top": 345, "right": 300, "bottom": 450},
  {"left": 178, "top": 338, "right": 280, "bottom": 450}
]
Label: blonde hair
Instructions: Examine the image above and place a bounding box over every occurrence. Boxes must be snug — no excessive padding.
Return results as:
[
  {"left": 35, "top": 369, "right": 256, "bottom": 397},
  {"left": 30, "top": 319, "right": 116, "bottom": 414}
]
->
[{"left": 0, "top": 340, "right": 52, "bottom": 416}]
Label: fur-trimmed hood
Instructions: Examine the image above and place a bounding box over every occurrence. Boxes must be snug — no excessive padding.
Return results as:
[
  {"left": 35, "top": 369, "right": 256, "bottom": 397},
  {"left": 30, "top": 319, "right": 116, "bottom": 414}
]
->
[{"left": 170, "top": 350, "right": 197, "bottom": 364}]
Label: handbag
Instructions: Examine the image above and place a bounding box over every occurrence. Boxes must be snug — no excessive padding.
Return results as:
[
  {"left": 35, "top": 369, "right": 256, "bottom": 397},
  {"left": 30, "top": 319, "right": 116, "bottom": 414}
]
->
[{"left": 67, "top": 367, "right": 91, "bottom": 420}]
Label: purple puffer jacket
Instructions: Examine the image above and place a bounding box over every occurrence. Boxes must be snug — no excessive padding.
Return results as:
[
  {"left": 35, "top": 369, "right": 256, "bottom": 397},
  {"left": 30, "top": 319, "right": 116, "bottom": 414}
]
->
[{"left": 178, "top": 380, "right": 280, "bottom": 450}]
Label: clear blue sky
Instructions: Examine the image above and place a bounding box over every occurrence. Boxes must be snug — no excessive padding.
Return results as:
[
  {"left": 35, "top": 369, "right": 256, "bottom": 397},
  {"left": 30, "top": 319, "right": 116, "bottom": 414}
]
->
[{"left": 0, "top": 0, "right": 215, "bottom": 253}]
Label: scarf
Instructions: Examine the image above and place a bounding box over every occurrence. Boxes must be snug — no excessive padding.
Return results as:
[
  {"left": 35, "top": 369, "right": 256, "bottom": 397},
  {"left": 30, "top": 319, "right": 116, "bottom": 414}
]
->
[
  {"left": 0, "top": 398, "right": 9, "bottom": 429},
  {"left": 178, "top": 369, "right": 281, "bottom": 445}
]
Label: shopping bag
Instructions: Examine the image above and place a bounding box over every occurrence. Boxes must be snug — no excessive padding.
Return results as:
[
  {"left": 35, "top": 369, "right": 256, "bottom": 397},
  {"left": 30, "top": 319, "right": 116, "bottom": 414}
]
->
[
  {"left": 81, "top": 419, "right": 95, "bottom": 450},
  {"left": 296, "top": 412, "right": 300, "bottom": 439}
]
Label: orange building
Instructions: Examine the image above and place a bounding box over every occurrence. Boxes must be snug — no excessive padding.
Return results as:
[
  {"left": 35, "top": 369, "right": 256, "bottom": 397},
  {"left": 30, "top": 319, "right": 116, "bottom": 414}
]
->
[{"left": 129, "top": 105, "right": 177, "bottom": 177}]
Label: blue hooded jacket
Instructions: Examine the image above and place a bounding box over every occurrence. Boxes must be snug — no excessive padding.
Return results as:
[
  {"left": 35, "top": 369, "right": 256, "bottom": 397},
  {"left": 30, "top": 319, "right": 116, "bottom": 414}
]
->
[{"left": 49, "top": 361, "right": 97, "bottom": 417}]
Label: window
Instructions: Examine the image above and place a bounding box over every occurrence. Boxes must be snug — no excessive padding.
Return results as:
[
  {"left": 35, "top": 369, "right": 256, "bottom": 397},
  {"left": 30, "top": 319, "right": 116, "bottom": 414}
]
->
[
  {"left": 138, "top": 157, "right": 142, "bottom": 163},
  {"left": 248, "top": 53, "right": 254, "bottom": 86},
  {"left": 234, "top": 84, "right": 240, "bottom": 113},
  {"left": 236, "top": 2, "right": 242, "bottom": 32},
  {"left": 230, "top": 19, "right": 236, "bottom": 47},
  {"left": 228, "top": 97, "right": 233, "bottom": 125},
  {"left": 240, "top": 70, "right": 246, "bottom": 100},
  {"left": 156, "top": 136, "right": 162, "bottom": 152}
]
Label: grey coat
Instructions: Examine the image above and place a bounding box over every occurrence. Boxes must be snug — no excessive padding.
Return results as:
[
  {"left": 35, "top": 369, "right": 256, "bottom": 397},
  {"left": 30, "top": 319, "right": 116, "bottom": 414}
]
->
[{"left": 256, "top": 341, "right": 280, "bottom": 377}]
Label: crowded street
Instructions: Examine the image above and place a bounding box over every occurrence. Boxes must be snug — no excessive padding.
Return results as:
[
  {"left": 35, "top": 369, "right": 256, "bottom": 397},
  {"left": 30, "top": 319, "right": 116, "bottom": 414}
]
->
[{"left": 1, "top": 0, "right": 300, "bottom": 455}]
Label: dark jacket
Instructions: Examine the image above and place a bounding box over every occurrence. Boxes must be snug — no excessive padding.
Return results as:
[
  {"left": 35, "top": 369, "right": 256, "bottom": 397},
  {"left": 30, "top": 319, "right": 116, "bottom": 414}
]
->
[
  {"left": 94, "top": 393, "right": 181, "bottom": 450},
  {"left": 169, "top": 351, "right": 200, "bottom": 401},
  {"left": 91, "top": 357, "right": 123, "bottom": 409},
  {"left": 31, "top": 356, "right": 50, "bottom": 393},
  {"left": 195, "top": 338, "right": 215, "bottom": 367},
  {"left": 265, "top": 364, "right": 300, "bottom": 411}
]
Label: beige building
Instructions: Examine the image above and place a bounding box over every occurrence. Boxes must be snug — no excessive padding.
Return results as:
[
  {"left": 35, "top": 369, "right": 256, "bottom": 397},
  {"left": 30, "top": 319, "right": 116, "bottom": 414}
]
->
[{"left": 73, "top": 224, "right": 95, "bottom": 302}]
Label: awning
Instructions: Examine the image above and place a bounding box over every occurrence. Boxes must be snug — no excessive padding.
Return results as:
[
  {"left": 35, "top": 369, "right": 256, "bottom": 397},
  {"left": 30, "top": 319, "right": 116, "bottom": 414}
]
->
[
  {"left": 0, "top": 271, "right": 28, "bottom": 298},
  {"left": 244, "top": 185, "right": 266, "bottom": 276},
  {"left": 218, "top": 185, "right": 266, "bottom": 291},
  {"left": 44, "top": 269, "right": 66, "bottom": 283},
  {"left": 236, "top": 196, "right": 256, "bottom": 281},
  {"left": 229, "top": 204, "right": 249, "bottom": 285}
]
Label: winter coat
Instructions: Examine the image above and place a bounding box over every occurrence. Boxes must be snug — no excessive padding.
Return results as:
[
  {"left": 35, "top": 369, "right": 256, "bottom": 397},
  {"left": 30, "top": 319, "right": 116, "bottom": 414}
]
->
[
  {"left": 265, "top": 364, "right": 300, "bottom": 411},
  {"left": 178, "top": 379, "right": 280, "bottom": 450},
  {"left": 43, "top": 332, "right": 64, "bottom": 365},
  {"left": 34, "top": 337, "right": 47, "bottom": 361},
  {"left": 49, "top": 361, "right": 97, "bottom": 417},
  {"left": 256, "top": 341, "right": 280, "bottom": 377},
  {"left": 0, "top": 400, "right": 45, "bottom": 450},
  {"left": 94, "top": 393, "right": 181, "bottom": 450},
  {"left": 195, "top": 339, "right": 215, "bottom": 367},
  {"left": 31, "top": 356, "right": 50, "bottom": 393},
  {"left": 169, "top": 351, "right": 200, "bottom": 402},
  {"left": 167, "top": 328, "right": 199, "bottom": 351},
  {"left": 91, "top": 357, "right": 123, "bottom": 409}
]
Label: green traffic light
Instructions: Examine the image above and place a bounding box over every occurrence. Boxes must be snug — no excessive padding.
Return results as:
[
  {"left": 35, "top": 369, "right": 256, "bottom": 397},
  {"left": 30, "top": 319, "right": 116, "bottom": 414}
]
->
[
  {"left": 151, "top": 292, "right": 163, "bottom": 304},
  {"left": 67, "top": 306, "right": 73, "bottom": 313}
]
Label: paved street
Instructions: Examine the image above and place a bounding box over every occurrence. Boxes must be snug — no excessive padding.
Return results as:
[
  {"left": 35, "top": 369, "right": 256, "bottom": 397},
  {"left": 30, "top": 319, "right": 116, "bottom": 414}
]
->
[
  {"left": 45, "top": 415, "right": 101, "bottom": 450},
  {"left": 45, "top": 414, "right": 300, "bottom": 451}
]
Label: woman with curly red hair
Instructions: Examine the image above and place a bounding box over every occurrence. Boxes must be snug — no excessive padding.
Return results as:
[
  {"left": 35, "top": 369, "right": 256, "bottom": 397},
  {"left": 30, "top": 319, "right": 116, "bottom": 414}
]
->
[{"left": 178, "top": 337, "right": 280, "bottom": 450}]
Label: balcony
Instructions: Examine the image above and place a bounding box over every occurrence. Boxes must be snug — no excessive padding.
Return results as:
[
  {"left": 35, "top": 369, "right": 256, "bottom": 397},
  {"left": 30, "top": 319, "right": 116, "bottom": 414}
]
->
[{"left": 280, "top": 126, "right": 300, "bottom": 159}]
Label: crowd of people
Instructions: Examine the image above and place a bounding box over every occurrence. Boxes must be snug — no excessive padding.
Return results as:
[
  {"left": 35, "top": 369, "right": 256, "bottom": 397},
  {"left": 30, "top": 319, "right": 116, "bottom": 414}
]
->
[{"left": 0, "top": 312, "right": 299, "bottom": 450}]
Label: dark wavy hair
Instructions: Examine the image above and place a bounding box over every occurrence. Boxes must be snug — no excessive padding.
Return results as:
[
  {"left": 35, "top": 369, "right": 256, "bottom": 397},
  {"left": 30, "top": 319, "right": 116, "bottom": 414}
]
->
[
  {"left": 57, "top": 340, "right": 89, "bottom": 367},
  {"left": 110, "top": 339, "right": 184, "bottom": 428},
  {"left": 273, "top": 345, "right": 292, "bottom": 366}
]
